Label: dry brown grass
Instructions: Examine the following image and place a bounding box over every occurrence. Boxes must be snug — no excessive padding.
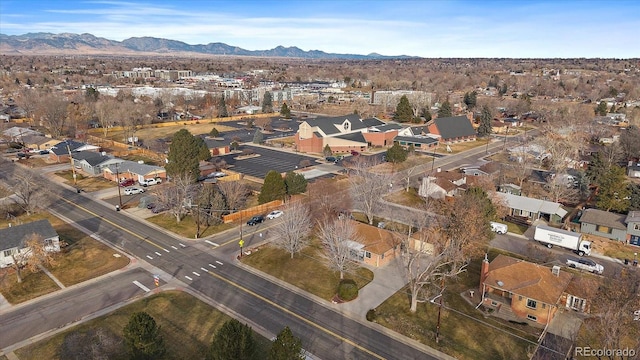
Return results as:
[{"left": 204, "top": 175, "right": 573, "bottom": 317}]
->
[
  {"left": 54, "top": 170, "right": 115, "bottom": 192},
  {"left": 588, "top": 235, "right": 639, "bottom": 261},
  {"left": 103, "top": 123, "right": 237, "bottom": 142}
]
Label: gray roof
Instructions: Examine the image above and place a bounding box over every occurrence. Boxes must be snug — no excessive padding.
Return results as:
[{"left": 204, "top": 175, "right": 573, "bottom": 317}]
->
[
  {"left": 497, "top": 193, "right": 568, "bottom": 218},
  {"left": 579, "top": 208, "right": 627, "bottom": 230},
  {"left": 395, "top": 135, "right": 438, "bottom": 145},
  {"left": 21, "top": 134, "right": 51, "bottom": 145},
  {"left": 433, "top": 116, "right": 476, "bottom": 140},
  {"left": 204, "top": 137, "right": 232, "bottom": 147},
  {"left": 50, "top": 140, "right": 85, "bottom": 155},
  {"left": 334, "top": 132, "right": 367, "bottom": 143},
  {"left": 303, "top": 114, "right": 382, "bottom": 136},
  {"left": 370, "top": 122, "right": 403, "bottom": 132},
  {"left": 2, "top": 126, "right": 42, "bottom": 139},
  {"left": 72, "top": 151, "right": 113, "bottom": 166},
  {"left": 105, "top": 160, "right": 165, "bottom": 177},
  {"left": 0, "top": 219, "right": 58, "bottom": 251},
  {"left": 626, "top": 211, "right": 640, "bottom": 224},
  {"left": 408, "top": 125, "right": 429, "bottom": 135}
]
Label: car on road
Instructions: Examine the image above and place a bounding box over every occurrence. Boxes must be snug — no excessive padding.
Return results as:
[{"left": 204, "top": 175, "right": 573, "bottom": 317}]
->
[
  {"left": 266, "top": 210, "right": 283, "bottom": 219},
  {"left": 246, "top": 215, "right": 265, "bottom": 226},
  {"left": 124, "top": 187, "right": 145, "bottom": 195},
  {"left": 566, "top": 257, "right": 604, "bottom": 274},
  {"left": 139, "top": 178, "right": 162, "bottom": 187},
  {"left": 119, "top": 179, "right": 135, "bottom": 187},
  {"left": 325, "top": 156, "right": 337, "bottom": 163},
  {"left": 490, "top": 221, "right": 508, "bottom": 234}
]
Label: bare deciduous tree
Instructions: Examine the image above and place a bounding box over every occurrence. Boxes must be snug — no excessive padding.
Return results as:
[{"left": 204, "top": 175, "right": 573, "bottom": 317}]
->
[
  {"left": 348, "top": 157, "right": 396, "bottom": 225},
  {"left": 318, "top": 218, "right": 359, "bottom": 280},
  {"left": 271, "top": 201, "right": 313, "bottom": 258},
  {"left": 154, "top": 173, "right": 193, "bottom": 223},
  {"left": 10, "top": 233, "right": 58, "bottom": 283},
  {"left": 95, "top": 97, "right": 120, "bottom": 137},
  {"left": 306, "top": 178, "right": 352, "bottom": 223},
  {"left": 217, "top": 181, "right": 248, "bottom": 212},
  {"left": 36, "top": 93, "right": 69, "bottom": 138},
  {"left": 13, "top": 171, "right": 51, "bottom": 215}
]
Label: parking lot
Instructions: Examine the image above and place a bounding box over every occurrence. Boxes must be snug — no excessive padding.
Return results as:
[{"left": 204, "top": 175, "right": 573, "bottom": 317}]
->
[{"left": 219, "top": 145, "right": 318, "bottom": 179}]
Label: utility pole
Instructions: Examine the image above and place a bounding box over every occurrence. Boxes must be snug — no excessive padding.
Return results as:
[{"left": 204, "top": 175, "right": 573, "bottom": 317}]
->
[
  {"left": 115, "top": 162, "right": 123, "bottom": 209},
  {"left": 66, "top": 142, "right": 78, "bottom": 187}
]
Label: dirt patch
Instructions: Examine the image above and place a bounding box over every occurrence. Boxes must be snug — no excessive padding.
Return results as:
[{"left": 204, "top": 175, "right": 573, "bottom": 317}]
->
[{"left": 586, "top": 234, "right": 639, "bottom": 260}]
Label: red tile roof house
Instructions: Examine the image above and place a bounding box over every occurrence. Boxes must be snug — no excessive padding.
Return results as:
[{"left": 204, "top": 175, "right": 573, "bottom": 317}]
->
[
  {"left": 479, "top": 254, "right": 579, "bottom": 326},
  {"left": 295, "top": 114, "right": 400, "bottom": 154}
]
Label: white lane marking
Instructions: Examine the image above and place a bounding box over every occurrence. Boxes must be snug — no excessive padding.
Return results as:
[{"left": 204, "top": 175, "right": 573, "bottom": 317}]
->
[
  {"left": 208, "top": 263, "right": 217, "bottom": 269},
  {"left": 215, "top": 261, "right": 224, "bottom": 265},
  {"left": 133, "top": 281, "right": 150, "bottom": 292},
  {"left": 192, "top": 271, "right": 200, "bottom": 277},
  {"left": 163, "top": 248, "right": 170, "bottom": 253},
  {"left": 179, "top": 243, "right": 186, "bottom": 248},
  {"left": 205, "top": 240, "right": 219, "bottom": 247},
  {"left": 146, "top": 255, "right": 153, "bottom": 260},
  {"left": 155, "top": 251, "right": 162, "bottom": 256},
  {"left": 200, "top": 267, "right": 209, "bottom": 273},
  {"left": 185, "top": 276, "right": 193, "bottom": 281},
  {"left": 171, "top": 246, "right": 178, "bottom": 250}
]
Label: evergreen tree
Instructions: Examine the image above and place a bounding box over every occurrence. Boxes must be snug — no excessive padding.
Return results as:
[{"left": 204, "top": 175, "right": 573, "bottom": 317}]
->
[
  {"left": 209, "top": 127, "right": 220, "bottom": 137},
  {"left": 386, "top": 143, "right": 408, "bottom": 164},
  {"left": 253, "top": 130, "right": 264, "bottom": 144},
  {"left": 280, "top": 103, "right": 291, "bottom": 118},
  {"left": 437, "top": 100, "right": 452, "bottom": 118},
  {"left": 596, "top": 165, "right": 630, "bottom": 212},
  {"left": 218, "top": 96, "right": 228, "bottom": 118},
  {"left": 268, "top": 326, "right": 304, "bottom": 360},
  {"left": 596, "top": 101, "right": 608, "bottom": 116},
  {"left": 26, "top": 78, "right": 33, "bottom": 86},
  {"left": 421, "top": 108, "right": 432, "bottom": 122},
  {"left": 610, "top": 104, "right": 616, "bottom": 113},
  {"left": 284, "top": 172, "right": 308, "bottom": 195},
  {"left": 85, "top": 87, "right": 99, "bottom": 102},
  {"left": 15, "top": 78, "right": 20, "bottom": 85},
  {"left": 323, "top": 144, "right": 333, "bottom": 157},
  {"left": 194, "top": 136, "right": 212, "bottom": 161},
  {"left": 123, "top": 312, "right": 166, "bottom": 360},
  {"left": 262, "top": 91, "right": 274, "bottom": 113},
  {"left": 207, "top": 319, "right": 256, "bottom": 360},
  {"left": 230, "top": 141, "right": 239, "bottom": 151},
  {"left": 477, "top": 105, "right": 493, "bottom": 137},
  {"left": 499, "top": 83, "right": 508, "bottom": 96},
  {"left": 259, "top": 170, "right": 286, "bottom": 204},
  {"left": 393, "top": 95, "right": 413, "bottom": 123},
  {"left": 166, "top": 129, "right": 200, "bottom": 181},
  {"left": 463, "top": 91, "right": 477, "bottom": 109}
]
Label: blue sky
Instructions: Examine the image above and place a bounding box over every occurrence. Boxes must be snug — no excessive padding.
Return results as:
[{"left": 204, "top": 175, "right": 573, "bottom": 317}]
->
[{"left": 1, "top": 0, "right": 639, "bottom": 58}]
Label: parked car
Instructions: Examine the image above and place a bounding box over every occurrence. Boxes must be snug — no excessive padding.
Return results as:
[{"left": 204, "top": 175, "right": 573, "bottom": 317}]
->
[
  {"left": 139, "top": 178, "right": 162, "bottom": 187},
  {"left": 146, "top": 203, "right": 156, "bottom": 210},
  {"left": 350, "top": 150, "right": 360, "bottom": 156},
  {"left": 566, "top": 257, "right": 604, "bottom": 274},
  {"left": 266, "top": 210, "right": 283, "bottom": 219},
  {"left": 490, "top": 221, "right": 508, "bottom": 235},
  {"left": 38, "top": 149, "right": 49, "bottom": 155},
  {"left": 124, "top": 187, "right": 145, "bottom": 195},
  {"left": 16, "top": 152, "right": 28, "bottom": 159},
  {"left": 119, "top": 179, "right": 135, "bottom": 187},
  {"left": 152, "top": 205, "right": 168, "bottom": 214},
  {"left": 246, "top": 215, "right": 265, "bottom": 226},
  {"left": 325, "top": 156, "right": 337, "bottom": 163},
  {"left": 207, "top": 171, "right": 227, "bottom": 178}
]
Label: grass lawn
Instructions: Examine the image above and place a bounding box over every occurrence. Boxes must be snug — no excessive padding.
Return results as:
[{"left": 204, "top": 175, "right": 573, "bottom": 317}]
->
[
  {"left": 446, "top": 138, "right": 490, "bottom": 154},
  {"left": 103, "top": 123, "right": 237, "bottom": 143},
  {"left": 384, "top": 187, "right": 425, "bottom": 207},
  {"left": 505, "top": 221, "right": 529, "bottom": 235},
  {"left": 117, "top": 154, "right": 163, "bottom": 166},
  {"left": 14, "top": 291, "right": 272, "bottom": 360},
  {"left": 54, "top": 170, "right": 115, "bottom": 192},
  {"left": 591, "top": 236, "right": 640, "bottom": 261},
  {"left": 372, "top": 252, "right": 539, "bottom": 360},
  {"left": 240, "top": 240, "right": 374, "bottom": 301},
  {"left": 0, "top": 270, "right": 59, "bottom": 304},
  {"left": 146, "top": 213, "right": 234, "bottom": 239}
]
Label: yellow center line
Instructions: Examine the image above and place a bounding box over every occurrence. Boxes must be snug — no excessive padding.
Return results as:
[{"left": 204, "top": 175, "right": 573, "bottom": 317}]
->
[
  {"left": 205, "top": 270, "right": 385, "bottom": 360},
  {"left": 59, "top": 197, "right": 165, "bottom": 250}
]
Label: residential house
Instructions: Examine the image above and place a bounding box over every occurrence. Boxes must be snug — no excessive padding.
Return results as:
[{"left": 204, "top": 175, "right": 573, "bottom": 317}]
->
[
  {"left": 625, "top": 211, "right": 640, "bottom": 246},
  {"left": 395, "top": 126, "right": 440, "bottom": 151},
  {"left": 203, "top": 137, "right": 231, "bottom": 156},
  {"left": 498, "top": 183, "right": 522, "bottom": 196},
  {"left": 20, "top": 135, "right": 59, "bottom": 151},
  {"left": 479, "top": 255, "right": 573, "bottom": 325},
  {"left": 48, "top": 140, "right": 100, "bottom": 163},
  {"left": 345, "top": 221, "right": 398, "bottom": 267},
  {"left": 561, "top": 276, "right": 598, "bottom": 314},
  {"left": 579, "top": 208, "right": 627, "bottom": 242},
  {"left": 418, "top": 171, "right": 468, "bottom": 199},
  {"left": 0, "top": 219, "right": 60, "bottom": 268},
  {"left": 103, "top": 160, "right": 166, "bottom": 184},
  {"left": 628, "top": 162, "right": 640, "bottom": 178},
  {"left": 496, "top": 193, "right": 568, "bottom": 223},
  {"left": 1, "top": 126, "right": 42, "bottom": 143},
  {"left": 426, "top": 115, "right": 476, "bottom": 144},
  {"left": 295, "top": 114, "right": 399, "bottom": 153},
  {"left": 71, "top": 152, "right": 123, "bottom": 176}
]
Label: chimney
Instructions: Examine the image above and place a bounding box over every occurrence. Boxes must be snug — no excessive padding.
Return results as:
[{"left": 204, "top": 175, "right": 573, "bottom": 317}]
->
[{"left": 479, "top": 253, "right": 490, "bottom": 293}]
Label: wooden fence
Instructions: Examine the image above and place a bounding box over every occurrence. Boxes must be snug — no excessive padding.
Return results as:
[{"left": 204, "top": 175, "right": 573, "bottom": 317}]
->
[{"left": 222, "top": 200, "right": 283, "bottom": 223}]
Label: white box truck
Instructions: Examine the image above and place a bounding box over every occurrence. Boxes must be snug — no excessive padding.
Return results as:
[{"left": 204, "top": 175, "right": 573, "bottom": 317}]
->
[{"left": 533, "top": 225, "right": 592, "bottom": 256}]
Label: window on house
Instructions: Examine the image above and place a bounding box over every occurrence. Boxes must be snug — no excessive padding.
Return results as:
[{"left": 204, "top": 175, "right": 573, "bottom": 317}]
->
[
  {"left": 381, "top": 253, "right": 385, "bottom": 259},
  {"left": 365, "top": 251, "right": 371, "bottom": 259},
  {"left": 518, "top": 296, "right": 523, "bottom": 301},
  {"left": 634, "top": 224, "right": 640, "bottom": 231},
  {"left": 3, "top": 250, "right": 12, "bottom": 257},
  {"left": 542, "top": 303, "right": 546, "bottom": 309},
  {"left": 527, "top": 314, "right": 537, "bottom": 322},
  {"left": 526, "top": 299, "right": 537, "bottom": 309},
  {"left": 596, "top": 225, "right": 613, "bottom": 234}
]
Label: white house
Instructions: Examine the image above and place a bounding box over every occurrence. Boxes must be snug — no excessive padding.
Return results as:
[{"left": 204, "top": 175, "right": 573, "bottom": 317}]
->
[{"left": 0, "top": 219, "right": 60, "bottom": 268}]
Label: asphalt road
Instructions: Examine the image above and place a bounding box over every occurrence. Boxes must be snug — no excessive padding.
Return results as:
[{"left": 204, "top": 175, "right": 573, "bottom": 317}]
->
[{"left": 0, "top": 161, "right": 442, "bottom": 360}]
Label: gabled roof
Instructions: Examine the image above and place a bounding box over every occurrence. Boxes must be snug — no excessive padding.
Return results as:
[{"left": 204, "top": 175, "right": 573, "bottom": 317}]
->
[
  {"left": 369, "top": 122, "right": 403, "bottom": 132},
  {"left": 304, "top": 114, "right": 362, "bottom": 136},
  {"left": 2, "top": 126, "right": 42, "bottom": 139},
  {"left": 395, "top": 135, "right": 438, "bottom": 145},
  {"left": 72, "top": 151, "right": 114, "bottom": 166},
  {"left": 334, "top": 132, "right": 367, "bottom": 143},
  {"left": 479, "top": 161, "right": 501, "bottom": 175},
  {"left": 484, "top": 255, "right": 572, "bottom": 305},
  {"left": 496, "top": 193, "right": 568, "bottom": 218},
  {"left": 0, "top": 219, "right": 58, "bottom": 251},
  {"left": 361, "top": 117, "right": 386, "bottom": 127},
  {"left": 50, "top": 140, "right": 85, "bottom": 155},
  {"left": 579, "top": 208, "right": 627, "bottom": 230},
  {"left": 626, "top": 211, "right": 640, "bottom": 224},
  {"left": 433, "top": 116, "right": 476, "bottom": 139},
  {"left": 20, "top": 134, "right": 52, "bottom": 146},
  {"left": 105, "top": 160, "right": 165, "bottom": 177},
  {"left": 352, "top": 221, "right": 396, "bottom": 255}
]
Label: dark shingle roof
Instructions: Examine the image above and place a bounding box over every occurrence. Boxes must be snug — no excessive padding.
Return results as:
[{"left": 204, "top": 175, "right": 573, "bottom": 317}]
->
[
  {"left": 335, "top": 132, "right": 367, "bottom": 143},
  {"left": 50, "top": 140, "right": 84, "bottom": 155},
  {"left": 394, "top": 135, "right": 438, "bottom": 145},
  {"left": 579, "top": 208, "right": 627, "bottom": 230},
  {"left": 72, "top": 151, "right": 112, "bottom": 166},
  {"left": 0, "top": 219, "right": 58, "bottom": 250},
  {"left": 434, "top": 116, "right": 476, "bottom": 140}
]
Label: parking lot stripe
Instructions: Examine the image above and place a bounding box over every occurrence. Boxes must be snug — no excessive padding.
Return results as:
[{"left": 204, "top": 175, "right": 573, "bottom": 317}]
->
[
  {"left": 209, "top": 263, "right": 217, "bottom": 269},
  {"left": 155, "top": 251, "right": 162, "bottom": 256},
  {"left": 179, "top": 243, "right": 186, "bottom": 248},
  {"left": 192, "top": 271, "right": 201, "bottom": 277},
  {"left": 146, "top": 255, "right": 153, "bottom": 260},
  {"left": 216, "top": 261, "right": 224, "bottom": 265},
  {"left": 185, "top": 276, "right": 193, "bottom": 281}
]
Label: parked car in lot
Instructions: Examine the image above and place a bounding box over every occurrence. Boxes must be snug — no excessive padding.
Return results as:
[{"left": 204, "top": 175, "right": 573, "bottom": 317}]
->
[
  {"left": 119, "top": 179, "right": 135, "bottom": 187},
  {"left": 209, "top": 172, "right": 227, "bottom": 178},
  {"left": 124, "top": 187, "right": 145, "bottom": 195},
  {"left": 566, "top": 257, "right": 604, "bottom": 274},
  {"left": 38, "top": 149, "right": 49, "bottom": 155},
  {"left": 350, "top": 150, "right": 360, "bottom": 156},
  {"left": 490, "top": 221, "right": 508, "bottom": 234},
  {"left": 139, "top": 178, "right": 162, "bottom": 187},
  {"left": 266, "top": 210, "right": 283, "bottom": 219},
  {"left": 325, "top": 156, "right": 337, "bottom": 163},
  {"left": 16, "top": 152, "right": 28, "bottom": 159},
  {"left": 246, "top": 215, "right": 265, "bottom": 226}
]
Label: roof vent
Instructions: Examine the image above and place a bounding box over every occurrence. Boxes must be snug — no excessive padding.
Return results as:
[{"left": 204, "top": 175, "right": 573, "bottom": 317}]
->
[
  {"left": 496, "top": 280, "right": 504, "bottom": 287},
  {"left": 552, "top": 265, "right": 561, "bottom": 277}
]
